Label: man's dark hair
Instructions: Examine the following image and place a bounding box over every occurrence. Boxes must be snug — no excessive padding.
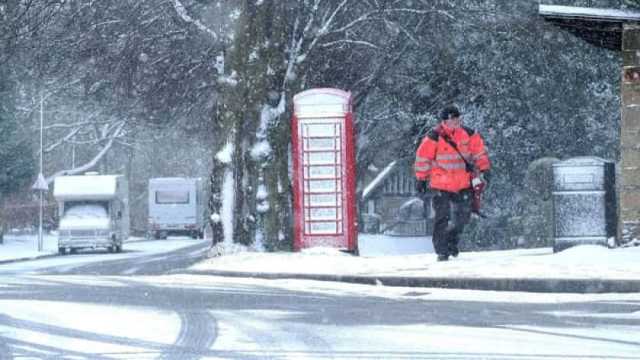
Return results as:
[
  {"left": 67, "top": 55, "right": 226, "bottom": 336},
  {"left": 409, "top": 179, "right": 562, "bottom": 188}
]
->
[{"left": 439, "top": 105, "right": 461, "bottom": 120}]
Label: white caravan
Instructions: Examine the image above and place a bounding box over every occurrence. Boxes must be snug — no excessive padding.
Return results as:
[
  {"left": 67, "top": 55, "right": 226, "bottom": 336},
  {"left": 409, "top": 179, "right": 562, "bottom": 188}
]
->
[
  {"left": 148, "top": 177, "right": 205, "bottom": 239},
  {"left": 53, "top": 173, "right": 129, "bottom": 254}
]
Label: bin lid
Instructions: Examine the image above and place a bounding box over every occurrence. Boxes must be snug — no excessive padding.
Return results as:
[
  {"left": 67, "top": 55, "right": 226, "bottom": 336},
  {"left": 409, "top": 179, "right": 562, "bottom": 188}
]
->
[{"left": 552, "top": 156, "right": 613, "bottom": 168}]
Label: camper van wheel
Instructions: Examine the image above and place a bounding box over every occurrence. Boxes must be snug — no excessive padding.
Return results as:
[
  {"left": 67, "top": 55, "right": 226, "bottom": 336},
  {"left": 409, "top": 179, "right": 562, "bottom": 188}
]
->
[{"left": 58, "top": 247, "right": 66, "bottom": 255}]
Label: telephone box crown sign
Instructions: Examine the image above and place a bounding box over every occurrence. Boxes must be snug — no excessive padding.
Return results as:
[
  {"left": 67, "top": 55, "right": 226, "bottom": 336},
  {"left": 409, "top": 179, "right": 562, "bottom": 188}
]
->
[{"left": 293, "top": 88, "right": 352, "bottom": 118}]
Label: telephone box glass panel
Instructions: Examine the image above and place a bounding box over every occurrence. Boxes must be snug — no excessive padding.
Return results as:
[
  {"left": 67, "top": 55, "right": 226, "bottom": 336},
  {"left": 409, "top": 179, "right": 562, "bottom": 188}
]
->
[{"left": 301, "top": 120, "right": 344, "bottom": 235}]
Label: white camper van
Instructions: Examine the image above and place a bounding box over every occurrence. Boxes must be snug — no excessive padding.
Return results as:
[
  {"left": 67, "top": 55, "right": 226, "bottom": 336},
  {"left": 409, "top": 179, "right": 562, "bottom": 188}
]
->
[
  {"left": 148, "top": 177, "right": 205, "bottom": 239},
  {"left": 53, "top": 173, "right": 129, "bottom": 254}
]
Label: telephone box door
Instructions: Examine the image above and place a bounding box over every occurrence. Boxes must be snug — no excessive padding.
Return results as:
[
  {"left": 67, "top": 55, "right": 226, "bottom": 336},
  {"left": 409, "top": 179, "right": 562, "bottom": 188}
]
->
[{"left": 291, "top": 88, "right": 357, "bottom": 252}]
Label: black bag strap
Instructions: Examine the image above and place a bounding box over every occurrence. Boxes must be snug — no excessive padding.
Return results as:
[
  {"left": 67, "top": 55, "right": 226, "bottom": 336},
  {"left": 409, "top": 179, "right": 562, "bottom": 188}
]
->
[{"left": 438, "top": 130, "right": 476, "bottom": 173}]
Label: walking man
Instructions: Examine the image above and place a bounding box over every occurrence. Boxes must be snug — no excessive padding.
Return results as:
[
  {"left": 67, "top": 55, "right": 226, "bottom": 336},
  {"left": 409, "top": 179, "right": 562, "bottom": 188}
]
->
[{"left": 414, "top": 105, "right": 491, "bottom": 261}]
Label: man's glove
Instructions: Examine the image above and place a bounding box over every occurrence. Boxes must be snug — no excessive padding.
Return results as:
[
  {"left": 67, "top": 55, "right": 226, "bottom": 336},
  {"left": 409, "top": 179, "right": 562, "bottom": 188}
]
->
[{"left": 415, "top": 179, "right": 428, "bottom": 194}]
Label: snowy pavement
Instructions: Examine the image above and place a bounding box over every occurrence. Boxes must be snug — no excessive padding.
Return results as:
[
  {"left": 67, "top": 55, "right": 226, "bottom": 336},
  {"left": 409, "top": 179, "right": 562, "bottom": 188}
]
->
[
  {"left": 4, "top": 233, "right": 640, "bottom": 292},
  {"left": 188, "top": 234, "right": 640, "bottom": 292},
  {"left": 188, "top": 235, "right": 640, "bottom": 293}
]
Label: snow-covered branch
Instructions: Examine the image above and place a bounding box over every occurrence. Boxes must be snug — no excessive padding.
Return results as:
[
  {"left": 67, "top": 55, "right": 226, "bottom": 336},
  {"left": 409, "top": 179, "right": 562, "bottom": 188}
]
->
[
  {"left": 320, "top": 39, "right": 379, "bottom": 49},
  {"left": 304, "top": 0, "right": 346, "bottom": 55},
  {"left": 45, "top": 121, "right": 126, "bottom": 184},
  {"left": 293, "top": 2, "right": 445, "bottom": 66},
  {"left": 44, "top": 121, "right": 107, "bottom": 130},
  {"left": 282, "top": 17, "right": 301, "bottom": 87},
  {"left": 44, "top": 127, "right": 80, "bottom": 153},
  {"left": 329, "top": 8, "right": 450, "bottom": 35},
  {"left": 172, "top": 0, "right": 218, "bottom": 41}
]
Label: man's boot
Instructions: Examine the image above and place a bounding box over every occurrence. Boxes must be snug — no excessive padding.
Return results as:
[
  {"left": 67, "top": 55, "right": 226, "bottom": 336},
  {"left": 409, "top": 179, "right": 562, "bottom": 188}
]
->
[
  {"left": 449, "top": 245, "right": 459, "bottom": 258},
  {"left": 437, "top": 254, "right": 449, "bottom": 262}
]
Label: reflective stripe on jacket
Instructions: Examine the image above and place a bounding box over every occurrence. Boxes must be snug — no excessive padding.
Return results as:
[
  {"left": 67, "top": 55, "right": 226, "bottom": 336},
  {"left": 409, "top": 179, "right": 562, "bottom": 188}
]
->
[{"left": 414, "top": 123, "right": 491, "bottom": 192}]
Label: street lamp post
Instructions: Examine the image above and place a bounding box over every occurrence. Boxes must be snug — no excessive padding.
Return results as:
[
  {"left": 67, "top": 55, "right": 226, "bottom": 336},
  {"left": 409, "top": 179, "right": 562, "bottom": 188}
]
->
[
  {"left": 32, "top": 91, "right": 49, "bottom": 252},
  {"left": 31, "top": 80, "right": 79, "bottom": 251},
  {"left": 39, "top": 92, "right": 44, "bottom": 251}
]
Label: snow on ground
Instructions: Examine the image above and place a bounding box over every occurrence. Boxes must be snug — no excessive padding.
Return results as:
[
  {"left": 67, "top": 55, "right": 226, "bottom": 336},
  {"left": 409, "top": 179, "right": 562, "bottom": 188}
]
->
[
  {"left": 0, "top": 233, "right": 61, "bottom": 262},
  {"left": 3, "top": 273, "right": 640, "bottom": 359},
  {"left": 191, "top": 233, "right": 640, "bottom": 280},
  {"left": 143, "top": 274, "right": 640, "bottom": 304},
  {"left": 140, "top": 275, "right": 640, "bottom": 358},
  {"left": 4, "top": 231, "right": 640, "bottom": 281},
  {"left": 3, "top": 231, "right": 639, "bottom": 358},
  {"left": 0, "top": 299, "right": 180, "bottom": 357}
]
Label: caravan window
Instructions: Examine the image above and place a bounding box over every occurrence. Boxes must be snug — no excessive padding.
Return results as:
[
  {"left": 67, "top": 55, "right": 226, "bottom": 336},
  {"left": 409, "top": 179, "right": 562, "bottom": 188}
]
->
[{"left": 155, "top": 191, "right": 190, "bottom": 204}]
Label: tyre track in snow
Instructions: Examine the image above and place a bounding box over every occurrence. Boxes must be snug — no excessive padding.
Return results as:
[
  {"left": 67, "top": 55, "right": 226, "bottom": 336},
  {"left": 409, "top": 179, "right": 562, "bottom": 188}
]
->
[
  {"left": 40, "top": 241, "right": 209, "bottom": 276},
  {"left": 210, "top": 310, "right": 335, "bottom": 359},
  {"left": 160, "top": 310, "right": 217, "bottom": 360}
]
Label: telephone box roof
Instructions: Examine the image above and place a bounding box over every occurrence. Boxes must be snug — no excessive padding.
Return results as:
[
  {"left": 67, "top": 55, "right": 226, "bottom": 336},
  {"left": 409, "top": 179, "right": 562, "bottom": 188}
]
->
[{"left": 538, "top": 4, "right": 640, "bottom": 50}]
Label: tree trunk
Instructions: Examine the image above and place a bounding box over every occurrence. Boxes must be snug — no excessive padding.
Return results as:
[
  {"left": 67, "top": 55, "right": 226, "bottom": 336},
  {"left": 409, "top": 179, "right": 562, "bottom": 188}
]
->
[{"left": 208, "top": 0, "right": 296, "bottom": 252}]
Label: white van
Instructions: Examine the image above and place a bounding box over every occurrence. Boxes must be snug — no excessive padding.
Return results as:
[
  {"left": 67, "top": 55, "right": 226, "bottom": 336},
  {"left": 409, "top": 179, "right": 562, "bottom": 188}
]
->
[
  {"left": 53, "top": 174, "right": 129, "bottom": 254},
  {"left": 148, "top": 177, "right": 205, "bottom": 239}
]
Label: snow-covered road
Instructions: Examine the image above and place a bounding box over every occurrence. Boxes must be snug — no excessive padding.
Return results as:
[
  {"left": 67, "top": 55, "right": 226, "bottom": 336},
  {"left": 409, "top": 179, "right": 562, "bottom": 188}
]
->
[
  {"left": 0, "top": 237, "right": 209, "bottom": 276},
  {"left": 1, "top": 274, "right": 639, "bottom": 359}
]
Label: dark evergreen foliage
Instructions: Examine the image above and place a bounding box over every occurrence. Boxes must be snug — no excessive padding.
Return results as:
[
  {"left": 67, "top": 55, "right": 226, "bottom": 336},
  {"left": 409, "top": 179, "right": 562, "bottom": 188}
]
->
[{"left": 0, "top": 72, "right": 35, "bottom": 196}]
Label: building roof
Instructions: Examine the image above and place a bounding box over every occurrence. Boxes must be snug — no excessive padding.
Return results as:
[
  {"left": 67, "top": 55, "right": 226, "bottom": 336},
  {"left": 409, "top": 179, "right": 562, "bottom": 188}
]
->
[
  {"left": 538, "top": 4, "right": 640, "bottom": 50},
  {"left": 539, "top": 5, "right": 640, "bottom": 22},
  {"left": 362, "top": 161, "right": 397, "bottom": 201}
]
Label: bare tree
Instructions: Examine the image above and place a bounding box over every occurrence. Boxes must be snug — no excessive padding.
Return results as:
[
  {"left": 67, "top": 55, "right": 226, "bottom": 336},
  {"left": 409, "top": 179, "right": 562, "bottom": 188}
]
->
[{"left": 171, "top": 0, "right": 444, "bottom": 251}]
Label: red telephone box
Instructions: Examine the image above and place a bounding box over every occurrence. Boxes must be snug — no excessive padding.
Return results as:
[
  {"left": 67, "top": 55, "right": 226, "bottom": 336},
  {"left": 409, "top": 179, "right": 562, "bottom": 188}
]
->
[{"left": 291, "top": 88, "right": 357, "bottom": 252}]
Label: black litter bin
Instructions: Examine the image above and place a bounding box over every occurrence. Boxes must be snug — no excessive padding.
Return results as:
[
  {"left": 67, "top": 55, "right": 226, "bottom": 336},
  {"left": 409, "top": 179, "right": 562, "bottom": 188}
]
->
[{"left": 552, "top": 156, "right": 617, "bottom": 252}]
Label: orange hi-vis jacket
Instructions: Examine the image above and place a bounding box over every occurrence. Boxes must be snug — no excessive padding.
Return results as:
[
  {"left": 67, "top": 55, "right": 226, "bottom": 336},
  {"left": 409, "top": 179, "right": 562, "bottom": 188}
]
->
[{"left": 414, "top": 123, "right": 491, "bottom": 193}]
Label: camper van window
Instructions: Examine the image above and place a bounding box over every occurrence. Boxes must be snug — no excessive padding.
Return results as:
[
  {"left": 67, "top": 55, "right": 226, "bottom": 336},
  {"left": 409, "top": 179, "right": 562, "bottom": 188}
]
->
[
  {"left": 155, "top": 191, "right": 190, "bottom": 204},
  {"left": 63, "top": 202, "right": 109, "bottom": 218},
  {"left": 64, "top": 201, "right": 109, "bottom": 214}
]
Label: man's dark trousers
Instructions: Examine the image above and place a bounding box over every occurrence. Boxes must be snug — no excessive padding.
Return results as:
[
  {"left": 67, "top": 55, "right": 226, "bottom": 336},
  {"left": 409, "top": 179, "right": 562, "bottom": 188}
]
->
[{"left": 431, "top": 189, "right": 472, "bottom": 257}]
